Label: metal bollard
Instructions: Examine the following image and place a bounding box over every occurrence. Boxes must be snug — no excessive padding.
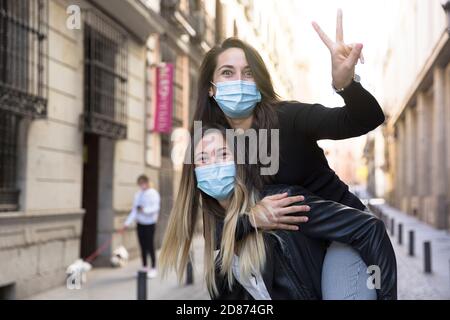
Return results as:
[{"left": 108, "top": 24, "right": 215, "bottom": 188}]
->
[
  {"left": 398, "top": 223, "right": 403, "bottom": 245},
  {"left": 408, "top": 230, "right": 415, "bottom": 257},
  {"left": 424, "top": 241, "right": 432, "bottom": 274},
  {"left": 186, "top": 258, "right": 194, "bottom": 285},
  {"left": 137, "top": 270, "right": 147, "bottom": 300},
  {"left": 390, "top": 218, "right": 395, "bottom": 236}
]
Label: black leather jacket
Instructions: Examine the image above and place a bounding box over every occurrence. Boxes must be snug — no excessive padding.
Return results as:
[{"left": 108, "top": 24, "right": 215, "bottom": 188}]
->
[{"left": 211, "top": 185, "right": 397, "bottom": 300}]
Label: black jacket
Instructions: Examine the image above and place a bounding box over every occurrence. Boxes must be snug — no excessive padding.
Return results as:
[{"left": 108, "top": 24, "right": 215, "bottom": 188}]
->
[
  {"left": 212, "top": 184, "right": 397, "bottom": 300},
  {"left": 273, "top": 81, "right": 385, "bottom": 211}
]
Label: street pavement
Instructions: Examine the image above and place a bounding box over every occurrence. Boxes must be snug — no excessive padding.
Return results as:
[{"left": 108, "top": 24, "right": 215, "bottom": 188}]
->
[
  {"left": 29, "top": 236, "right": 210, "bottom": 300},
  {"left": 353, "top": 186, "right": 450, "bottom": 300},
  {"left": 30, "top": 187, "right": 450, "bottom": 300}
]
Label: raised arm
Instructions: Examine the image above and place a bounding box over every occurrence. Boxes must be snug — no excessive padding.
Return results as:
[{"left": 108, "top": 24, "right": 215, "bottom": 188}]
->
[
  {"left": 298, "top": 9, "right": 385, "bottom": 140},
  {"left": 293, "top": 81, "right": 385, "bottom": 140}
]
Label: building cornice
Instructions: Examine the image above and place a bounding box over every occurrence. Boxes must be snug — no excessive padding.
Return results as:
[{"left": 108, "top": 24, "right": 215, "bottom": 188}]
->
[{"left": 89, "top": 0, "right": 166, "bottom": 43}]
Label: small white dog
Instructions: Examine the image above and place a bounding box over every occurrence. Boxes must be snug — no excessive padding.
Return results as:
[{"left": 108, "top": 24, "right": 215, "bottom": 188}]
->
[
  {"left": 66, "top": 259, "right": 92, "bottom": 288},
  {"left": 110, "top": 246, "right": 129, "bottom": 268}
]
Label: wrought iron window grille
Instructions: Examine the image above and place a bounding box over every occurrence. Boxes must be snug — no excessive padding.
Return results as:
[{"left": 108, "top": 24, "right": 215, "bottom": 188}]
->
[
  {"left": 0, "top": 112, "right": 19, "bottom": 212},
  {"left": 0, "top": 0, "right": 48, "bottom": 118},
  {"left": 82, "top": 8, "right": 128, "bottom": 140}
]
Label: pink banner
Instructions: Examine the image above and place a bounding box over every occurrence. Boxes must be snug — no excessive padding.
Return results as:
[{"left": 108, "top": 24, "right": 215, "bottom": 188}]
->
[{"left": 153, "top": 63, "right": 174, "bottom": 133}]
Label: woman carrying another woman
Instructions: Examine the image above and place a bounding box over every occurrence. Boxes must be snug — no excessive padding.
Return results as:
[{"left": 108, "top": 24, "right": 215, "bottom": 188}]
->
[
  {"left": 160, "top": 9, "right": 397, "bottom": 299},
  {"left": 158, "top": 125, "right": 396, "bottom": 300}
]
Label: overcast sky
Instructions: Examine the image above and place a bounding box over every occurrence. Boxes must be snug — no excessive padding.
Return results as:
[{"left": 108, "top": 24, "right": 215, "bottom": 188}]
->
[
  {"left": 291, "top": 0, "right": 394, "bottom": 106},
  {"left": 289, "top": 0, "right": 396, "bottom": 169}
]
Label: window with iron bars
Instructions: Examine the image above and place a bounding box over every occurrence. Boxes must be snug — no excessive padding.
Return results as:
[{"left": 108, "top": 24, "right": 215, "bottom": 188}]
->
[
  {"left": 0, "top": 112, "right": 19, "bottom": 212},
  {"left": 0, "top": 0, "right": 48, "bottom": 117},
  {"left": 0, "top": 0, "right": 48, "bottom": 212},
  {"left": 83, "top": 9, "right": 128, "bottom": 140}
]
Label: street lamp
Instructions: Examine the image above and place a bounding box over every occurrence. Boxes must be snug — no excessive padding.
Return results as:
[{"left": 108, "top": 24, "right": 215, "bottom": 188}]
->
[{"left": 441, "top": 0, "right": 450, "bottom": 33}]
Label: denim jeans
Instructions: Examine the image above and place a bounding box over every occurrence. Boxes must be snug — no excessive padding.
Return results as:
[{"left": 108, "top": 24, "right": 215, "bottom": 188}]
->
[{"left": 321, "top": 241, "right": 378, "bottom": 300}]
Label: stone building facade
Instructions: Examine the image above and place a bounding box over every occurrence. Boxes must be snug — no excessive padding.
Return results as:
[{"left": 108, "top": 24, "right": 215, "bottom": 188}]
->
[
  {"left": 0, "top": 0, "right": 216, "bottom": 299},
  {"left": 0, "top": 0, "right": 302, "bottom": 299},
  {"left": 365, "top": 0, "right": 450, "bottom": 230}
]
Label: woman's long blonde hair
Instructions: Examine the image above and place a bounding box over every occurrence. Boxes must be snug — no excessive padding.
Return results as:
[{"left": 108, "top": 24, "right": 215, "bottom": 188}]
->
[{"left": 158, "top": 126, "right": 267, "bottom": 296}]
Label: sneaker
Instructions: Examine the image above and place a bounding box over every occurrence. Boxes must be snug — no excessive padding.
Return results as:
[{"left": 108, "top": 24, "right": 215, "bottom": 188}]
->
[{"left": 147, "top": 268, "right": 158, "bottom": 279}]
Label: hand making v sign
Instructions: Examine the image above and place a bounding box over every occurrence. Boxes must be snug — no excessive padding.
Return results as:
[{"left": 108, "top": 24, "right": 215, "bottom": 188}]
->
[{"left": 312, "top": 9, "right": 365, "bottom": 90}]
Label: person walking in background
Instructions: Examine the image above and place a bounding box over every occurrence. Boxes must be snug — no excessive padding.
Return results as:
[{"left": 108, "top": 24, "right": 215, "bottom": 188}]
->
[{"left": 124, "top": 174, "right": 160, "bottom": 278}]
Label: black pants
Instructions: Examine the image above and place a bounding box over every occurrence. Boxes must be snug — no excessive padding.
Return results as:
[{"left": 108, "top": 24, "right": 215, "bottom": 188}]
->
[{"left": 137, "top": 223, "right": 156, "bottom": 268}]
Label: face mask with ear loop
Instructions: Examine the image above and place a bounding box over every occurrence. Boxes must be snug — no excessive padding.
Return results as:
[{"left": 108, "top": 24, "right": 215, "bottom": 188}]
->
[
  {"left": 194, "top": 161, "right": 236, "bottom": 200},
  {"left": 210, "top": 80, "right": 262, "bottom": 119}
]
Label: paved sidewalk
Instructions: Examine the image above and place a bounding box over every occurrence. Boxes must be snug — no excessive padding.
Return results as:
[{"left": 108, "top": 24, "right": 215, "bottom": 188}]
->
[
  {"left": 353, "top": 186, "right": 450, "bottom": 300},
  {"left": 29, "top": 236, "right": 209, "bottom": 300},
  {"left": 30, "top": 188, "right": 450, "bottom": 300}
]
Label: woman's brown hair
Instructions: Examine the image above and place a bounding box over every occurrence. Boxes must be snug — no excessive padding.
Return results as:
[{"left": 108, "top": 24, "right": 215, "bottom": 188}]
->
[{"left": 192, "top": 37, "right": 281, "bottom": 189}]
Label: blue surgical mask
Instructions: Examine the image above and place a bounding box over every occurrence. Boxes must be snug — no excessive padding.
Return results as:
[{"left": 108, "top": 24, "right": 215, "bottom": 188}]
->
[
  {"left": 211, "top": 80, "right": 262, "bottom": 118},
  {"left": 195, "top": 161, "right": 236, "bottom": 200}
]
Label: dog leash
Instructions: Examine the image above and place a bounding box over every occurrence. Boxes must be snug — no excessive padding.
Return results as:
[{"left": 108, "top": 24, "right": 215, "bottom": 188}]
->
[{"left": 84, "top": 227, "right": 126, "bottom": 263}]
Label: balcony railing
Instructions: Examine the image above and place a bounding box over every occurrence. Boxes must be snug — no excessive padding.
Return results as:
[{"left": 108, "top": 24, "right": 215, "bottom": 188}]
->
[
  {"left": 161, "top": 0, "right": 197, "bottom": 36},
  {"left": 161, "top": 0, "right": 216, "bottom": 48},
  {"left": 191, "top": 10, "right": 215, "bottom": 48}
]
